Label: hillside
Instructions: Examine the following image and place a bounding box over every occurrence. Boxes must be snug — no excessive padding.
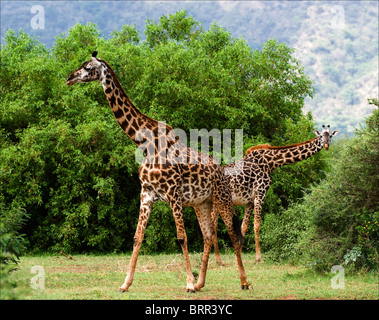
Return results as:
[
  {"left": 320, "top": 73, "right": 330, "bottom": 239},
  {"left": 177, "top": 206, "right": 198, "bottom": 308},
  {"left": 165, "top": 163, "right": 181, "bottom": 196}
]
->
[
  {"left": 291, "top": 2, "right": 378, "bottom": 133},
  {"left": 1, "top": 1, "right": 378, "bottom": 135}
]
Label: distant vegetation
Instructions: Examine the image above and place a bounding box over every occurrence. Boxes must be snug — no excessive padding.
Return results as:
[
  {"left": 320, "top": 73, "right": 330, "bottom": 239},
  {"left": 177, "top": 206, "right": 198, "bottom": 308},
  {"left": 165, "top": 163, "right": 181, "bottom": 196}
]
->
[{"left": 1, "top": 1, "right": 378, "bottom": 134}]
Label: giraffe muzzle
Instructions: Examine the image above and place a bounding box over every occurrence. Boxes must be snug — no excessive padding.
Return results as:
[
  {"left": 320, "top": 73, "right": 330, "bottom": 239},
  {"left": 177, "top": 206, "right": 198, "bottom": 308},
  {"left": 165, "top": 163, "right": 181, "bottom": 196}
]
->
[
  {"left": 324, "top": 143, "right": 329, "bottom": 150},
  {"left": 66, "top": 74, "right": 77, "bottom": 86}
]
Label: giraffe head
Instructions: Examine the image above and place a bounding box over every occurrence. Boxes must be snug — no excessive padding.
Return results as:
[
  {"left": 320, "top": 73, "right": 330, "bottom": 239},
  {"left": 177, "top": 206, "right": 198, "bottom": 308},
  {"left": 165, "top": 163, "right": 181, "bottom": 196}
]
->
[
  {"left": 66, "top": 51, "right": 105, "bottom": 86},
  {"left": 313, "top": 125, "right": 339, "bottom": 150}
]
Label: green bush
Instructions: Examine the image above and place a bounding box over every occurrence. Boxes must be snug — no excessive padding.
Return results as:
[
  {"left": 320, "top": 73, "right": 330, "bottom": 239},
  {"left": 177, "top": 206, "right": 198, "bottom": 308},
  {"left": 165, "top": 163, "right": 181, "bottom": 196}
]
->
[
  {"left": 0, "top": 198, "right": 29, "bottom": 264},
  {"left": 265, "top": 107, "right": 378, "bottom": 272},
  {"left": 1, "top": 11, "right": 320, "bottom": 254},
  {"left": 0, "top": 194, "right": 29, "bottom": 300},
  {"left": 260, "top": 208, "right": 307, "bottom": 263}
]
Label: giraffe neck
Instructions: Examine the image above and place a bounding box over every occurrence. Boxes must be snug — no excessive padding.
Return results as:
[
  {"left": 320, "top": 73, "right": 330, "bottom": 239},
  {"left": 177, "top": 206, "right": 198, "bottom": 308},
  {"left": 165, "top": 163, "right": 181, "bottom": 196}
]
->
[
  {"left": 264, "top": 137, "right": 323, "bottom": 171},
  {"left": 100, "top": 61, "right": 168, "bottom": 148}
]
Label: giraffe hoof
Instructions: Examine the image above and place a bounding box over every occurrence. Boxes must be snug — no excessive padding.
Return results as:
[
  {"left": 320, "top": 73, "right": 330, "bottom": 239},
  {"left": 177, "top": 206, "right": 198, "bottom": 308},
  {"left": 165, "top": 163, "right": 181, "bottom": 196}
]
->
[
  {"left": 241, "top": 284, "right": 249, "bottom": 290},
  {"left": 194, "top": 284, "right": 202, "bottom": 291},
  {"left": 118, "top": 288, "right": 128, "bottom": 293},
  {"left": 186, "top": 288, "right": 196, "bottom": 293}
]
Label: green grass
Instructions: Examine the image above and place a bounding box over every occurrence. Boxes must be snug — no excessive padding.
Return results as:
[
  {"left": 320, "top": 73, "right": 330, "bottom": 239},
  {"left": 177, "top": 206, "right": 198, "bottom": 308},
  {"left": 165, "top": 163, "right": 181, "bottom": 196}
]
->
[{"left": 5, "top": 253, "right": 378, "bottom": 300}]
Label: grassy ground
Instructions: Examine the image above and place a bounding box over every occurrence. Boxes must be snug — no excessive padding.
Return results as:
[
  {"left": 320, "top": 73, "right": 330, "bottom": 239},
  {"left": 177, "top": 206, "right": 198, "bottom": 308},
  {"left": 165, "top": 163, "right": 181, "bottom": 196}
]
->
[{"left": 6, "top": 253, "right": 378, "bottom": 300}]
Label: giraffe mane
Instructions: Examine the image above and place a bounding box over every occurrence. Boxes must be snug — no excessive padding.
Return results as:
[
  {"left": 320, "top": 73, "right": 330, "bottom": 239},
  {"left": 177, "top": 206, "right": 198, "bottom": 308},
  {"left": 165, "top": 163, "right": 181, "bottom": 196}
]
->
[
  {"left": 101, "top": 59, "right": 129, "bottom": 99},
  {"left": 100, "top": 59, "right": 174, "bottom": 132},
  {"left": 245, "top": 137, "right": 318, "bottom": 155}
]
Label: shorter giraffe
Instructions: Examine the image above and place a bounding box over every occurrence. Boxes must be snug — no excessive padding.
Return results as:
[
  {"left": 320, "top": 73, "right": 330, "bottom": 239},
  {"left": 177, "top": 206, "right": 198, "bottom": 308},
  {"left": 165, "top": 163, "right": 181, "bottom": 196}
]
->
[{"left": 213, "top": 125, "right": 339, "bottom": 263}]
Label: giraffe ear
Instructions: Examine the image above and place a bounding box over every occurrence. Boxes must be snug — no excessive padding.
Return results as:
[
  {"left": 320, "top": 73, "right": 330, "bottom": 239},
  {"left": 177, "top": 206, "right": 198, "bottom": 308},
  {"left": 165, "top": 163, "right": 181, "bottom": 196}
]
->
[
  {"left": 331, "top": 130, "right": 339, "bottom": 136},
  {"left": 314, "top": 130, "right": 320, "bottom": 136}
]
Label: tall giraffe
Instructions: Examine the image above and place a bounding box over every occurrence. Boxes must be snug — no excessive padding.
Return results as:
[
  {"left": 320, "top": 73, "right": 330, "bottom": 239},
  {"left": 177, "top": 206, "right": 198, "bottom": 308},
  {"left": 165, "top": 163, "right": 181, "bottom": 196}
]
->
[
  {"left": 213, "top": 125, "right": 339, "bottom": 264},
  {"left": 66, "top": 52, "right": 249, "bottom": 292}
]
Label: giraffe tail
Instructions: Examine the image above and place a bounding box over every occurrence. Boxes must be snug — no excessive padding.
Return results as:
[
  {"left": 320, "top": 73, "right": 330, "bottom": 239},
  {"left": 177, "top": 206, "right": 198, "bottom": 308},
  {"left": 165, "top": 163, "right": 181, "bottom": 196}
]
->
[{"left": 232, "top": 214, "right": 244, "bottom": 250}]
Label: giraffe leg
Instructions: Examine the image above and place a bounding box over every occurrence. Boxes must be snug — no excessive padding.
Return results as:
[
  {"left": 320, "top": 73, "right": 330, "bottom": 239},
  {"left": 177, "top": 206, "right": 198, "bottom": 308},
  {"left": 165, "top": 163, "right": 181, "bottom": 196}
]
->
[
  {"left": 214, "top": 180, "right": 249, "bottom": 290},
  {"left": 234, "top": 202, "right": 254, "bottom": 265},
  {"left": 170, "top": 192, "right": 196, "bottom": 293},
  {"left": 254, "top": 198, "right": 263, "bottom": 263},
  {"left": 119, "top": 189, "right": 153, "bottom": 292},
  {"left": 241, "top": 202, "right": 254, "bottom": 238},
  {"left": 193, "top": 203, "right": 215, "bottom": 291},
  {"left": 218, "top": 205, "right": 249, "bottom": 290},
  {"left": 211, "top": 211, "right": 224, "bottom": 266},
  {"left": 252, "top": 183, "right": 268, "bottom": 263}
]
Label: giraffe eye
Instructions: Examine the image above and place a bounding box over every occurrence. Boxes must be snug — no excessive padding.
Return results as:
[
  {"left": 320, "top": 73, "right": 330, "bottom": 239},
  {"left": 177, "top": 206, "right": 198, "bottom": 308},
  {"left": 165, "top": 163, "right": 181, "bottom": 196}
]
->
[{"left": 84, "top": 65, "right": 91, "bottom": 71}]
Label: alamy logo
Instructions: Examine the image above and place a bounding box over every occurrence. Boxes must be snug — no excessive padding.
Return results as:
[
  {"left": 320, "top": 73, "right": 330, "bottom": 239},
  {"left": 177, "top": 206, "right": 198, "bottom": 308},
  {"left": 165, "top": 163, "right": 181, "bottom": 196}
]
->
[
  {"left": 330, "top": 5, "right": 345, "bottom": 30},
  {"left": 31, "top": 5, "right": 45, "bottom": 30},
  {"left": 134, "top": 122, "right": 244, "bottom": 175},
  {"left": 331, "top": 265, "right": 345, "bottom": 289},
  {"left": 30, "top": 265, "right": 45, "bottom": 290}
]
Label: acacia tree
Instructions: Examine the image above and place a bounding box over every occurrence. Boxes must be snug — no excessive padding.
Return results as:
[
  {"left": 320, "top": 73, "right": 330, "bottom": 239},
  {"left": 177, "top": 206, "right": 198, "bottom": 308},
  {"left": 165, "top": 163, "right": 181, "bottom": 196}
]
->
[{"left": 0, "top": 11, "right": 320, "bottom": 253}]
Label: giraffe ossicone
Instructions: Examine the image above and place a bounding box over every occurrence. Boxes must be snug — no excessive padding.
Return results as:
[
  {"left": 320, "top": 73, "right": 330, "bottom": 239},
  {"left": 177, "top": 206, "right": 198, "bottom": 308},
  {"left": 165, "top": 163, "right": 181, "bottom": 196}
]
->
[
  {"left": 66, "top": 52, "right": 250, "bottom": 292},
  {"left": 213, "top": 126, "right": 339, "bottom": 264}
]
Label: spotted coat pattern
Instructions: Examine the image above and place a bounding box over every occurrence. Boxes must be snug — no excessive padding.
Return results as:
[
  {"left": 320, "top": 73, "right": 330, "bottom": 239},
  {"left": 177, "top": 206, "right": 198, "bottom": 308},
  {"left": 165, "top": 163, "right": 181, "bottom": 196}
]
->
[
  {"left": 213, "top": 126, "right": 338, "bottom": 263},
  {"left": 66, "top": 52, "right": 249, "bottom": 292}
]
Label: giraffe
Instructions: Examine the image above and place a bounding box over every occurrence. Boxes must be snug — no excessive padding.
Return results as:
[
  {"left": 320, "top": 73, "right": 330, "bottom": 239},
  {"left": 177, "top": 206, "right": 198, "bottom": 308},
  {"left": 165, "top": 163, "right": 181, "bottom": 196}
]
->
[
  {"left": 66, "top": 52, "right": 249, "bottom": 292},
  {"left": 213, "top": 125, "right": 339, "bottom": 264}
]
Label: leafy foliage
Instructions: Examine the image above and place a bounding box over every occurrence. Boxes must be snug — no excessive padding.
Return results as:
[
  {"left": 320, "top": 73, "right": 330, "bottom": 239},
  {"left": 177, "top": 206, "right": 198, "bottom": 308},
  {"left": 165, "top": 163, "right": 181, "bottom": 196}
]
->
[
  {"left": 2, "top": 1, "right": 377, "bottom": 135},
  {"left": 264, "top": 107, "right": 378, "bottom": 272},
  {"left": 1, "top": 12, "right": 322, "bottom": 255}
]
